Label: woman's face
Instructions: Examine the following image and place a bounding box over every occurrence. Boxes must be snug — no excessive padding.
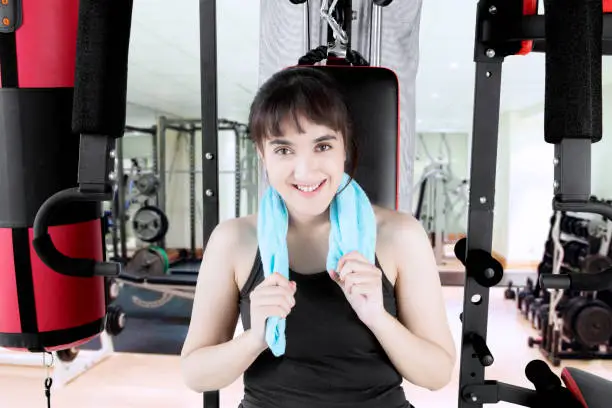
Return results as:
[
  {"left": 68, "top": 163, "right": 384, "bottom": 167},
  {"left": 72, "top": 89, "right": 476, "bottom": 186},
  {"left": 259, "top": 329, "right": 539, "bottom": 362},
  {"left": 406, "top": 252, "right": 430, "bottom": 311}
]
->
[{"left": 259, "top": 117, "right": 347, "bottom": 220}]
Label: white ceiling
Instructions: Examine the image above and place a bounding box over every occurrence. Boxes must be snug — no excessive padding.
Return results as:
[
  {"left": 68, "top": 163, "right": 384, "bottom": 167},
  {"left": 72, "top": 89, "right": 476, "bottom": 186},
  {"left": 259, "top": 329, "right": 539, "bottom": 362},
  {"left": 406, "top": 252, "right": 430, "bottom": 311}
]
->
[{"left": 124, "top": 0, "right": 612, "bottom": 133}]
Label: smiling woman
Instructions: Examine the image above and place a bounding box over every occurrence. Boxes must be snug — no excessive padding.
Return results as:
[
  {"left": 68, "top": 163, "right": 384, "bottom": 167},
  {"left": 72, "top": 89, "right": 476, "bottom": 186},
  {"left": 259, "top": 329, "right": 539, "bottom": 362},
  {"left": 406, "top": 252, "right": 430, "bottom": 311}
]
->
[{"left": 180, "top": 65, "right": 456, "bottom": 408}]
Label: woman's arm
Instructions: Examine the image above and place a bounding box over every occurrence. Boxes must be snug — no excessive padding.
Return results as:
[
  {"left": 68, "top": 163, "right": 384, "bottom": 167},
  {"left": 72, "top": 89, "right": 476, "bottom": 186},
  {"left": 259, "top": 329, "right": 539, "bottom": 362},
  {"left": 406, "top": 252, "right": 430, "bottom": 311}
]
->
[
  {"left": 368, "top": 213, "right": 456, "bottom": 391},
  {"left": 180, "top": 219, "right": 265, "bottom": 392}
]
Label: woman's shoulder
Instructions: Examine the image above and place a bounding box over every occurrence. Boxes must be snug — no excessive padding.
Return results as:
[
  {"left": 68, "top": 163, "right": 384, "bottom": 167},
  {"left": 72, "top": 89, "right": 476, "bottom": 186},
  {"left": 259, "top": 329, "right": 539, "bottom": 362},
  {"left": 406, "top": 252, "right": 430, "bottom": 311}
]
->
[
  {"left": 372, "top": 205, "right": 429, "bottom": 283},
  {"left": 208, "top": 214, "right": 259, "bottom": 284},
  {"left": 373, "top": 204, "right": 424, "bottom": 243}
]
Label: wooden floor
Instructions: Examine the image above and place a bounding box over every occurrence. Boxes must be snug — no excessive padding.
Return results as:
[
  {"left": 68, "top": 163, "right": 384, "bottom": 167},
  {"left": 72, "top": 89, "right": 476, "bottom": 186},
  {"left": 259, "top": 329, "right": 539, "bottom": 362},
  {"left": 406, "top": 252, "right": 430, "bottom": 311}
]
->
[{"left": 2, "top": 286, "right": 612, "bottom": 408}]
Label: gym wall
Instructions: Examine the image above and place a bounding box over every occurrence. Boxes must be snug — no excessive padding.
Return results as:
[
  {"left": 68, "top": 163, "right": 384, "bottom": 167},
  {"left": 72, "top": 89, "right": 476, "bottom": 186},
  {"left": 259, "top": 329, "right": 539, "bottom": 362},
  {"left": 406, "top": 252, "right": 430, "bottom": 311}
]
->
[
  {"left": 492, "top": 80, "right": 612, "bottom": 266},
  {"left": 257, "top": 0, "right": 423, "bottom": 211}
]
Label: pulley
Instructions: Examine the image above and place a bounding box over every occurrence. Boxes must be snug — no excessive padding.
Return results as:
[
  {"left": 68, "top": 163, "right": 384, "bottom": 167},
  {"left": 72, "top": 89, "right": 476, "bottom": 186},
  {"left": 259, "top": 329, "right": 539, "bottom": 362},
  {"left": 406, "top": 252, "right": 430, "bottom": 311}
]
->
[{"left": 132, "top": 205, "right": 169, "bottom": 243}]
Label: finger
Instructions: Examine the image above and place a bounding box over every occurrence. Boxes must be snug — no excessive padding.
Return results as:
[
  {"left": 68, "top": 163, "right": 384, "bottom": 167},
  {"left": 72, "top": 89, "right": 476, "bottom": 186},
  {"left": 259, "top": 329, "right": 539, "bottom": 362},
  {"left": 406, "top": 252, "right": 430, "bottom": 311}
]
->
[
  {"left": 251, "top": 291, "right": 295, "bottom": 307},
  {"left": 336, "top": 251, "right": 366, "bottom": 272},
  {"left": 252, "top": 287, "right": 296, "bottom": 305},
  {"left": 261, "top": 272, "right": 293, "bottom": 289},
  {"left": 344, "top": 273, "right": 378, "bottom": 293},
  {"left": 255, "top": 284, "right": 295, "bottom": 296},
  {"left": 261, "top": 305, "right": 292, "bottom": 319},
  {"left": 338, "top": 260, "right": 379, "bottom": 281},
  {"left": 253, "top": 293, "right": 295, "bottom": 312},
  {"left": 347, "top": 282, "right": 380, "bottom": 296}
]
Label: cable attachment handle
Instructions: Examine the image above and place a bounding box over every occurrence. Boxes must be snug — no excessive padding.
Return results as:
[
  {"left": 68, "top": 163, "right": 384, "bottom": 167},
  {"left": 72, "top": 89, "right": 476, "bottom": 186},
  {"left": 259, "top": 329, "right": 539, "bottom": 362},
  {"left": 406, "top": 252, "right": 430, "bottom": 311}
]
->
[
  {"left": 43, "top": 352, "right": 54, "bottom": 408},
  {"left": 320, "top": 0, "right": 350, "bottom": 59}
]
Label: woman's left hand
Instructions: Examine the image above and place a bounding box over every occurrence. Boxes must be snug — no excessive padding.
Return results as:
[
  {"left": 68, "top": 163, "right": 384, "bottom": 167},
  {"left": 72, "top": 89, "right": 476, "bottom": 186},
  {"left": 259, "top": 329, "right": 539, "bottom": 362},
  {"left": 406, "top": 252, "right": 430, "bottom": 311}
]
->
[{"left": 329, "top": 251, "right": 387, "bottom": 327}]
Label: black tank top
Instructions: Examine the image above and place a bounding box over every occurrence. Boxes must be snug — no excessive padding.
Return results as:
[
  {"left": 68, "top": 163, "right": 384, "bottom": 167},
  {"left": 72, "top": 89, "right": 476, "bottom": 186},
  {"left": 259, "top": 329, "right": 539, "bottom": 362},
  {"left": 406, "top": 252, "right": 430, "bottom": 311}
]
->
[{"left": 237, "top": 249, "right": 412, "bottom": 408}]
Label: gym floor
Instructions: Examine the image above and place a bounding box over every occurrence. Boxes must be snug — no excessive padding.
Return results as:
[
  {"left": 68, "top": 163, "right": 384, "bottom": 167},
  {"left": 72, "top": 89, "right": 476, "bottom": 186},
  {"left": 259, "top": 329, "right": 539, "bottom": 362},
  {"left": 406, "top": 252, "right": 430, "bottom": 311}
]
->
[{"left": 1, "top": 286, "right": 611, "bottom": 408}]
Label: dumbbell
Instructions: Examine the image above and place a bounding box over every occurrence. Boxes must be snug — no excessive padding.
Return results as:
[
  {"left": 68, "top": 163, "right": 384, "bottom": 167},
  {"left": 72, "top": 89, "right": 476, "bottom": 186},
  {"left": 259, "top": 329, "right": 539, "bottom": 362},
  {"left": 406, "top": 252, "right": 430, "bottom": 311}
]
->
[
  {"left": 535, "top": 304, "right": 550, "bottom": 330},
  {"left": 517, "top": 278, "right": 534, "bottom": 310},
  {"left": 528, "top": 297, "right": 547, "bottom": 324},
  {"left": 504, "top": 281, "right": 516, "bottom": 300}
]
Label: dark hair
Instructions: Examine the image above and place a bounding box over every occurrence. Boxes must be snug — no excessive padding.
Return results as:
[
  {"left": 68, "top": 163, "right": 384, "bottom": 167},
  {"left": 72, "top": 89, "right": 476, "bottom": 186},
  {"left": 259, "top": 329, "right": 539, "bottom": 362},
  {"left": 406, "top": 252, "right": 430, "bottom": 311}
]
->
[{"left": 248, "top": 66, "right": 358, "bottom": 182}]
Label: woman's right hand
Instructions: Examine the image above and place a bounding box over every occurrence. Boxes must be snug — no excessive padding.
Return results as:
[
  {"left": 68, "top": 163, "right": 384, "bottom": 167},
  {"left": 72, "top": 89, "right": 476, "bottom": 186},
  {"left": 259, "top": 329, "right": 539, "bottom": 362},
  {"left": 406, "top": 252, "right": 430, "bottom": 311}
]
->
[{"left": 248, "top": 272, "right": 297, "bottom": 351}]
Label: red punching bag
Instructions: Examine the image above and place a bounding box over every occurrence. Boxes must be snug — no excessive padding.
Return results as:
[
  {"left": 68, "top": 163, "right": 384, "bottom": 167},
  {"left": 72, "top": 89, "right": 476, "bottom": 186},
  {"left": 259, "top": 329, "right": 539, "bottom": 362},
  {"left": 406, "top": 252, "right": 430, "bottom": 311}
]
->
[{"left": 0, "top": 0, "right": 133, "bottom": 352}]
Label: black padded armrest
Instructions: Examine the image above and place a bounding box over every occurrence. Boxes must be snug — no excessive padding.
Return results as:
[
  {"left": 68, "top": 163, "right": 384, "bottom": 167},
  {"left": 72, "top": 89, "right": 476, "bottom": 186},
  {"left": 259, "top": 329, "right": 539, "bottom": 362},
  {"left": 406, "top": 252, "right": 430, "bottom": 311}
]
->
[{"left": 146, "top": 274, "right": 198, "bottom": 286}]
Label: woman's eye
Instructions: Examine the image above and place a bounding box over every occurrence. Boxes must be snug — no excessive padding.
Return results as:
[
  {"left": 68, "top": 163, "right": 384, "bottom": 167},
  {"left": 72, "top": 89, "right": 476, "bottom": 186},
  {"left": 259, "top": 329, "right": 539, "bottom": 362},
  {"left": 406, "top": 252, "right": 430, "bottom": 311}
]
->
[
  {"left": 317, "top": 144, "right": 332, "bottom": 152},
  {"left": 275, "top": 147, "right": 291, "bottom": 155}
]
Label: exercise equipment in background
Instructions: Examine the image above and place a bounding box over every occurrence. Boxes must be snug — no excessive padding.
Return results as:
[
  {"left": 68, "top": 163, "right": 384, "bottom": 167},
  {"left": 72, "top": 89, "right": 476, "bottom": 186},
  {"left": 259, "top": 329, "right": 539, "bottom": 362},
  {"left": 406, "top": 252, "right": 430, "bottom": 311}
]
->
[
  {"left": 455, "top": 0, "right": 612, "bottom": 405},
  {"left": 506, "top": 202, "right": 612, "bottom": 366},
  {"left": 413, "top": 132, "right": 469, "bottom": 266}
]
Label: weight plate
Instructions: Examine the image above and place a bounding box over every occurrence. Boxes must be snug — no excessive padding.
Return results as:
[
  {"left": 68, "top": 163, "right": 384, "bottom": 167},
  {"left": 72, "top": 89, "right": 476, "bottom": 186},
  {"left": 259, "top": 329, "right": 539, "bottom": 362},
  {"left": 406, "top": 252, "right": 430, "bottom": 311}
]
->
[
  {"left": 583, "top": 254, "right": 612, "bottom": 274},
  {"left": 132, "top": 205, "right": 169, "bottom": 243},
  {"left": 134, "top": 173, "right": 159, "bottom": 196},
  {"left": 574, "top": 302, "right": 612, "bottom": 347},
  {"left": 126, "top": 247, "right": 169, "bottom": 276}
]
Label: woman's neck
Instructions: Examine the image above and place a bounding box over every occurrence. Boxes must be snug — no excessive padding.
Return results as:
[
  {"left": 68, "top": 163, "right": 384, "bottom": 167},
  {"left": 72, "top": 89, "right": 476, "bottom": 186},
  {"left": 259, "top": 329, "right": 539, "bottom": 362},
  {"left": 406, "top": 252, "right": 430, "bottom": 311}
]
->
[{"left": 288, "top": 208, "right": 330, "bottom": 234}]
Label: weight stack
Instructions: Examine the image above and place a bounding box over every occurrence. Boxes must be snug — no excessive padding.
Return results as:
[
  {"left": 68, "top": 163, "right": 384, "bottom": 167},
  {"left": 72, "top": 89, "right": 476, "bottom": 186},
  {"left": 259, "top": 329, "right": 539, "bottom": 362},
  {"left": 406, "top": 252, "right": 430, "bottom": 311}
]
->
[{"left": 0, "top": 0, "right": 106, "bottom": 352}]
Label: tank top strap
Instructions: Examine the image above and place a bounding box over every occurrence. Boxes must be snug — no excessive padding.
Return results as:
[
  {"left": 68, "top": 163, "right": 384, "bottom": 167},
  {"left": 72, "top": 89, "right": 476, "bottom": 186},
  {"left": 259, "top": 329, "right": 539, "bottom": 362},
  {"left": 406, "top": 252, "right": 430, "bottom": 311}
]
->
[{"left": 239, "top": 249, "right": 395, "bottom": 297}]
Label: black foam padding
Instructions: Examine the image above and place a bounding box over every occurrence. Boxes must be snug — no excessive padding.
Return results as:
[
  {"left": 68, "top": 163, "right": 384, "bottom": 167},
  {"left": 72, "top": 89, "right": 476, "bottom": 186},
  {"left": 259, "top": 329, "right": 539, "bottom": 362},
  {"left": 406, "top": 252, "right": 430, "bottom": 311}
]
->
[
  {"left": 544, "top": 0, "right": 602, "bottom": 144},
  {"left": 168, "top": 260, "right": 201, "bottom": 275},
  {"left": 118, "top": 271, "right": 145, "bottom": 283},
  {"left": 118, "top": 271, "right": 197, "bottom": 286},
  {"left": 72, "top": 0, "right": 134, "bottom": 138},
  {"left": 312, "top": 66, "right": 399, "bottom": 209},
  {"left": 0, "top": 88, "right": 99, "bottom": 228},
  {"left": 147, "top": 274, "right": 198, "bottom": 286},
  {"left": 525, "top": 359, "right": 562, "bottom": 392}
]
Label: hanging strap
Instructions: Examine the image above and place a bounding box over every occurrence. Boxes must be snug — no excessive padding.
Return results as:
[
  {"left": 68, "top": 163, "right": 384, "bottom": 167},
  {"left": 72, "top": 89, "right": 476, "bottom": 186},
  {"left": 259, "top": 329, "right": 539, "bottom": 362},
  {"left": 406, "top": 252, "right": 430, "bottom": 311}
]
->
[{"left": 298, "top": 45, "right": 369, "bottom": 66}]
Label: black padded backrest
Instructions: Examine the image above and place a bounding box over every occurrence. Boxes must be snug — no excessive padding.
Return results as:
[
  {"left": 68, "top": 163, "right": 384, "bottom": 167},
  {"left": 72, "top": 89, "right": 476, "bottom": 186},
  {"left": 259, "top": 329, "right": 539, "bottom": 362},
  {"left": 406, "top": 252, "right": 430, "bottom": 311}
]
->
[{"left": 313, "top": 66, "right": 400, "bottom": 210}]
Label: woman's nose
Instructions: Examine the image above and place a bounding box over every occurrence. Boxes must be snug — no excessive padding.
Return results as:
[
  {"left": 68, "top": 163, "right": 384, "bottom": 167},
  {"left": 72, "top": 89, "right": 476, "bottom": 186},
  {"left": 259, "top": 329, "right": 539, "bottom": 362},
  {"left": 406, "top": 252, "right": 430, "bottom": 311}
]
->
[{"left": 293, "top": 153, "right": 318, "bottom": 177}]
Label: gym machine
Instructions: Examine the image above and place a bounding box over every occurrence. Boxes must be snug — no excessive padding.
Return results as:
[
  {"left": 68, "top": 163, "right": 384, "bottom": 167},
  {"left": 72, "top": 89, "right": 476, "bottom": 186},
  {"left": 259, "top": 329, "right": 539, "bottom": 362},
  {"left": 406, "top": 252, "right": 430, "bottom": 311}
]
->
[
  {"left": 453, "top": 0, "right": 612, "bottom": 406},
  {"left": 507, "top": 200, "right": 612, "bottom": 366},
  {"left": 413, "top": 132, "right": 469, "bottom": 266}
]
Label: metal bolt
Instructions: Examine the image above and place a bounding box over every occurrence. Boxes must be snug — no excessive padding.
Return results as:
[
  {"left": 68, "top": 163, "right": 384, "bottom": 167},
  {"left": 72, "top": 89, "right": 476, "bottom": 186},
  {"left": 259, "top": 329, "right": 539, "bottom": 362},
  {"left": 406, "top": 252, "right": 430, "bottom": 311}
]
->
[
  {"left": 553, "top": 157, "right": 559, "bottom": 166},
  {"left": 480, "top": 196, "right": 487, "bottom": 204},
  {"left": 109, "top": 150, "right": 116, "bottom": 159},
  {"left": 486, "top": 49, "right": 496, "bottom": 58},
  {"left": 553, "top": 181, "right": 559, "bottom": 190},
  {"left": 205, "top": 189, "right": 214, "bottom": 197},
  {"left": 471, "top": 394, "right": 478, "bottom": 402},
  {"left": 205, "top": 152, "right": 214, "bottom": 160},
  {"left": 109, "top": 172, "right": 116, "bottom": 181},
  {"left": 484, "top": 268, "right": 495, "bottom": 278},
  {"left": 489, "top": 5, "right": 497, "bottom": 14},
  {"left": 486, "top": 71, "right": 492, "bottom": 78}
]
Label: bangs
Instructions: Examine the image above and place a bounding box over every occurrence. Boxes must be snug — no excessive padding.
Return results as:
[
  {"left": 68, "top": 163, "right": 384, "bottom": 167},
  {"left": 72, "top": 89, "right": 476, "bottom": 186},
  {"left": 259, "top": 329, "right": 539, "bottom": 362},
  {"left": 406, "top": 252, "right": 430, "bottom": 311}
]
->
[{"left": 248, "top": 68, "right": 350, "bottom": 146}]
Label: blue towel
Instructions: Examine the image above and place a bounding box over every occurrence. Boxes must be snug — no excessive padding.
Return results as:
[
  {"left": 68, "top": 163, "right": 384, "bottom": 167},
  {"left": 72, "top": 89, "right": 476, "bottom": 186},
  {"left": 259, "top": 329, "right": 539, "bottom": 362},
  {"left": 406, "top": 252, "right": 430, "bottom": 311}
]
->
[{"left": 257, "top": 172, "right": 377, "bottom": 356}]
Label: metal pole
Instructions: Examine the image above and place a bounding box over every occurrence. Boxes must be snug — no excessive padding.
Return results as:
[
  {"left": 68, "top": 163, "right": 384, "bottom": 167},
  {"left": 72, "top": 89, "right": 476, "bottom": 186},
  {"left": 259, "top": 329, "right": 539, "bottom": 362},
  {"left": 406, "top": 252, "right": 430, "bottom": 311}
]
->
[
  {"left": 200, "top": 0, "right": 220, "bottom": 249},
  {"left": 115, "top": 138, "right": 127, "bottom": 260},
  {"left": 157, "top": 115, "right": 167, "bottom": 250},
  {"left": 189, "top": 125, "right": 197, "bottom": 257},
  {"left": 303, "top": 0, "right": 310, "bottom": 54},
  {"left": 370, "top": 3, "right": 383, "bottom": 66},
  {"left": 234, "top": 126, "right": 241, "bottom": 218}
]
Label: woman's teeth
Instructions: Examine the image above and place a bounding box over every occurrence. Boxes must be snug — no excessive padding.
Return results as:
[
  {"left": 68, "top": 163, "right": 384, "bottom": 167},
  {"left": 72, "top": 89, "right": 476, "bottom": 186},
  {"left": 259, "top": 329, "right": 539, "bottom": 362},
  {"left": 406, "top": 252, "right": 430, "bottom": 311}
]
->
[{"left": 295, "top": 181, "right": 322, "bottom": 192}]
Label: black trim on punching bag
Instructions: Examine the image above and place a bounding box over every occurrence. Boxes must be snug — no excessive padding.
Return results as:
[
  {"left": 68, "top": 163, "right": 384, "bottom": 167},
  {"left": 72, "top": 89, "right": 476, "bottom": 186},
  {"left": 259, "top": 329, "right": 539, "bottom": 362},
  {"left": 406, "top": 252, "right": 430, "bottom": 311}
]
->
[
  {"left": 0, "top": 32, "right": 17, "bottom": 87},
  {"left": 0, "top": 89, "right": 100, "bottom": 229},
  {"left": 12, "top": 228, "right": 38, "bottom": 340},
  {"left": 0, "top": 318, "right": 105, "bottom": 350}
]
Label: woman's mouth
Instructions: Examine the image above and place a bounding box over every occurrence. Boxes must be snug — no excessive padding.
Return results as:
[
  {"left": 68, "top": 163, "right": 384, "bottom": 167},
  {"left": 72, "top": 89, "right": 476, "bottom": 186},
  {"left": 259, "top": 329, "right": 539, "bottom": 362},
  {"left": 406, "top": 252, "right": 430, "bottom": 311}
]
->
[{"left": 293, "top": 180, "right": 326, "bottom": 196}]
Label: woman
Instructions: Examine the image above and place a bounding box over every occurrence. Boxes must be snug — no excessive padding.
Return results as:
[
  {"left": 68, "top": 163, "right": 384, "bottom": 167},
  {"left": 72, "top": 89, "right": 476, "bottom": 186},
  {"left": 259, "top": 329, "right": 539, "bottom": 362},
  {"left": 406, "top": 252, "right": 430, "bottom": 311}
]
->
[{"left": 181, "top": 67, "right": 456, "bottom": 408}]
